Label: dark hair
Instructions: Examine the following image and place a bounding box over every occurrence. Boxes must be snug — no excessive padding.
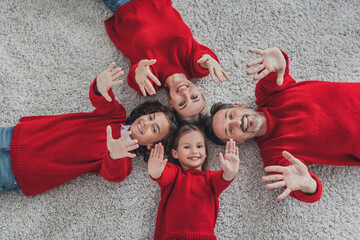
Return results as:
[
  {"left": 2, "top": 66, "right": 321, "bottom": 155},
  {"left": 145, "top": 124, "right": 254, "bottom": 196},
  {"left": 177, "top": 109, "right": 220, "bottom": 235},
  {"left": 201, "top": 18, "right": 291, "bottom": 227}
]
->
[
  {"left": 126, "top": 101, "right": 178, "bottom": 162},
  {"left": 203, "top": 102, "right": 235, "bottom": 145},
  {"left": 170, "top": 124, "right": 208, "bottom": 172}
]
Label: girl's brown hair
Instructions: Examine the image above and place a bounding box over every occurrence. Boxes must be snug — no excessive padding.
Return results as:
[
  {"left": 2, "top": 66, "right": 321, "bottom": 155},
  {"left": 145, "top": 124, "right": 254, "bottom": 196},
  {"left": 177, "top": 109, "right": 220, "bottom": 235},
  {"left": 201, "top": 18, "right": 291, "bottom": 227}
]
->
[{"left": 170, "top": 124, "right": 208, "bottom": 172}]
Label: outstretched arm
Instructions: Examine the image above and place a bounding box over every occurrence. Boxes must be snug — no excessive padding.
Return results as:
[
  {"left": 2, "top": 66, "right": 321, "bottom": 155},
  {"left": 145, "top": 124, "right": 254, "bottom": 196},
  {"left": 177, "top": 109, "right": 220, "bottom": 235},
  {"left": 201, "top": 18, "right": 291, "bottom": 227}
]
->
[
  {"left": 148, "top": 143, "right": 168, "bottom": 179},
  {"left": 198, "top": 54, "right": 230, "bottom": 83},
  {"left": 246, "top": 47, "right": 286, "bottom": 86},
  {"left": 219, "top": 139, "right": 240, "bottom": 181},
  {"left": 262, "top": 151, "right": 318, "bottom": 201}
]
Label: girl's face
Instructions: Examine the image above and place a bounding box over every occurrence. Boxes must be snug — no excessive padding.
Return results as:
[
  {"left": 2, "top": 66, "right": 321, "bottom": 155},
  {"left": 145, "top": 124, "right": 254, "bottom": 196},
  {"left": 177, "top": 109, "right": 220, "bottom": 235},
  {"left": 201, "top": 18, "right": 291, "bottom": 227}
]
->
[
  {"left": 171, "top": 130, "right": 206, "bottom": 171},
  {"left": 129, "top": 112, "right": 170, "bottom": 147}
]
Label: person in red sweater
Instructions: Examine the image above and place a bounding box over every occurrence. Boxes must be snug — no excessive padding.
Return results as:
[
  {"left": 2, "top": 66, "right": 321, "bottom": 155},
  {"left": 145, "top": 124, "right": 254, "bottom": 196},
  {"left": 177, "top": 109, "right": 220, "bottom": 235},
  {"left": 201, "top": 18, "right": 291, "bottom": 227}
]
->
[
  {"left": 102, "top": 0, "right": 230, "bottom": 123},
  {"left": 0, "top": 62, "right": 178, "bottom": 196},
  {"left": 203, "top": 47, "right": 360, "bottom": 203},
  {"left": 148, "top": 125, "right": 239, "bottom": 239}
]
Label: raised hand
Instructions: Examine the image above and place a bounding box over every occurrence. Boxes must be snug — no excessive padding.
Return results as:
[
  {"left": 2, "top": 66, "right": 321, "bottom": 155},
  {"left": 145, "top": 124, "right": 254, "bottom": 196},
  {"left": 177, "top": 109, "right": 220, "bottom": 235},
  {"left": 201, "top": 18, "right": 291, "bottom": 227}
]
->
[
  {"left": 106, "top": 125, "right": 139, "bottom": 160},
  {"left": 148, "top": 143, "right": 168, "bottom": 179},
  {"left": 135, "top": 59, "right": 161, "bottom": 96},
  {"left": 246, "top": 47, "right": 286, "bottom": 86},
  {"left": 219, "top": 139, "right": 240, "bottom": 181},
  {"left": 96, "top": 62, "right": 124, "bottom": 102},
  {"left": 197, "top": 54, "right": 230, "bottom": 83},
  {"left": 262, "top": 151, "right": 317, "bottom": 201}
]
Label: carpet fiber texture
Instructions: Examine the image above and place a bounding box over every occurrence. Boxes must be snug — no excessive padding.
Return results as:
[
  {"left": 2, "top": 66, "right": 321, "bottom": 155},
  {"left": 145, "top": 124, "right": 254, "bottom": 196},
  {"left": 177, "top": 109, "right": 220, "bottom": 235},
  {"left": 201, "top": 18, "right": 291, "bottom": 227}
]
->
[{"left": 1, "top": 0, "right": 360, "bottom": 239}]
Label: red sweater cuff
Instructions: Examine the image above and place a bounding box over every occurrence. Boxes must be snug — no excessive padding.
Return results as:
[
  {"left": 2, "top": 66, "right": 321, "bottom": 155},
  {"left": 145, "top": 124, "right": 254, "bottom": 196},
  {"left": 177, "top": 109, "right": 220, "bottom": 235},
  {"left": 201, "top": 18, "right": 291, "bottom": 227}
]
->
[{"left": 289, "top": 172, "right": 323, "bottom": 203}]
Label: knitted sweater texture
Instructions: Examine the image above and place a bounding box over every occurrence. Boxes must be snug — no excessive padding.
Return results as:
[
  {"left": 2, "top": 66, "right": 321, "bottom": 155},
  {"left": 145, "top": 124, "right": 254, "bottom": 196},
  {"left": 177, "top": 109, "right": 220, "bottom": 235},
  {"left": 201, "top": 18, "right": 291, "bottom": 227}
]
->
[
  {"left": 151, "top": 163, "right": 233, "bottom": 240},
  {"left": 256, "top": 51, "right": 360, "bottom": 203},
  {"left": 10, "top": 79, "right": 132, "bottom": 196},
  {"left": 104, "top": 0, "right": 218, "bottom": 95}
]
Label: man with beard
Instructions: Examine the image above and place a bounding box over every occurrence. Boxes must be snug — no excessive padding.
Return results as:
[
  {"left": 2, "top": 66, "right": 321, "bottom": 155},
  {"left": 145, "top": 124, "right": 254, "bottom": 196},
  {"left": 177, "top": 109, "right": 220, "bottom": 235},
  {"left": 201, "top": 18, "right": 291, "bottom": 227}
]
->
[{"left": 204, "top": 47, "right": 360, "bottom": 203}]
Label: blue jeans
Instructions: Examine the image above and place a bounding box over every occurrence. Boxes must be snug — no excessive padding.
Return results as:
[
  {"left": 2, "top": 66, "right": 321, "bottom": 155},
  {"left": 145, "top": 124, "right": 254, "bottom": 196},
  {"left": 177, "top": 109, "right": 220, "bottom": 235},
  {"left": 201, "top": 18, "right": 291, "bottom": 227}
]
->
[
  {"left": 0, "top": 127, "right": 20, "bottom": 194},
  {"left": 102, "top": 0, "right": 132, "bottom": 13}
]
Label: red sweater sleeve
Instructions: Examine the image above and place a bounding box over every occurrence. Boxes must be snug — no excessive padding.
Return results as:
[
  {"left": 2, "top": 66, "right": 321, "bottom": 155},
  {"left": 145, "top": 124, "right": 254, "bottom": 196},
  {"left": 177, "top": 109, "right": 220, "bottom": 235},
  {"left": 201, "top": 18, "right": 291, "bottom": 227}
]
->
[
  {"left": 265, "top": 156, "right": 323, "bottom": 203},
  {"left": 255, "top": 50, "right": 296, "bottom": 108},
  {"left": 94, "top": 152, "right": 133, "bottom": 182},
  {"left": 208, "top": 169, "right": 234, "bottom": 197},
  {"left": 150, "top": 163, "right": 179, "bottom": 187},
  {"left": 189, "top": 40, "right": 219, "bottom": 79},
  {"left": 89, "top": 78, "right": 127, "bottom": 116}
]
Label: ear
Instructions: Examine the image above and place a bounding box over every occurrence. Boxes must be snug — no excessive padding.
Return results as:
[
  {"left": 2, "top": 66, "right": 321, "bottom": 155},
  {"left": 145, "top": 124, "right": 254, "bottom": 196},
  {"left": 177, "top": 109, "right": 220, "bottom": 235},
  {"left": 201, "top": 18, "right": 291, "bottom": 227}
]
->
[
  {"left": 233, "top": 103, "right": 246, "bottom": 108},
  {"left": 171, "top": 149, "right": 179, "bottom": 159},
  {"left": 147, "top": 144, "right": 154, "bottom": 150},
  {"left": 169, "top": 99, "right": 174, "bottom": 110}
]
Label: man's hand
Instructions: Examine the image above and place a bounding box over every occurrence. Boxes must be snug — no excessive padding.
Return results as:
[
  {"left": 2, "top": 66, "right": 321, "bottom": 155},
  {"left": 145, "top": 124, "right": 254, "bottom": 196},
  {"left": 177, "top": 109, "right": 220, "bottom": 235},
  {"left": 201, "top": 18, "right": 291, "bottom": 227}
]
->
[
  {"left": 96, "top": 62, "right": 124, "bottom": 102},
  {"left": 246, "top": 47, "right": 286, "bottom": 86},
  {"left": 148, "top": 143, "right": 168, "bottom": 179},
  {"left": 219, "top": 139, "right": 240, "bottom": 181},
  {"left": 135, "top": 59, "right": 161, "bottom": 96},
  {"left": 106, "top": 125, "right": 139, "bottom": 160},
  {"left": 262, "top": 151, "right": 317, "bottom": 201},
  {"left": 197, "top": 54, "right": 230, "bottom": 83}
]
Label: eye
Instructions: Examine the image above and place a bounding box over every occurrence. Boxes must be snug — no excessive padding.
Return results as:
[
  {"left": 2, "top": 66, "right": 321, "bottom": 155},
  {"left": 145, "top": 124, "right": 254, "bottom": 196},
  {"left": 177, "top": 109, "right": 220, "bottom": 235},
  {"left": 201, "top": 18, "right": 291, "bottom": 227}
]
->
[
  {"left": 179, "top": 101, "right": 185, "bottom": 107},
  {"left": 152, "top": 127, "right": 156, "bottom": 133},
  {"left": 229, "top": 127, "right": 233, "bottom": 134},
  {"left": 149, "top": 115, "right": 153, "bottom": 120},
  {"left": 197, "top": 145, "right": 204, "bottom": 149},
  {"left": 191, "top": 95, "right": 198, "bottom": 100},
  {"left": 184, "top": 146, "right": 190, "bottom": 149},
  {"left": 229, "top": 113, "right": 233, "bottom": 120}
]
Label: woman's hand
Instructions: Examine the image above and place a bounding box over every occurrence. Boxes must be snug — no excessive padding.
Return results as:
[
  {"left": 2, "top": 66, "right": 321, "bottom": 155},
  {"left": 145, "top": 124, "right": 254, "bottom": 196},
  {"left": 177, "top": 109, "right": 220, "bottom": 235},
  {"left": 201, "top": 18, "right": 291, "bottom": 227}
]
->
[
  {"left": 198, "top": 54, "right": 230, "bottom": 83},
  {"left": 135, "top": 59, "right": 161, "bottom": 96}
]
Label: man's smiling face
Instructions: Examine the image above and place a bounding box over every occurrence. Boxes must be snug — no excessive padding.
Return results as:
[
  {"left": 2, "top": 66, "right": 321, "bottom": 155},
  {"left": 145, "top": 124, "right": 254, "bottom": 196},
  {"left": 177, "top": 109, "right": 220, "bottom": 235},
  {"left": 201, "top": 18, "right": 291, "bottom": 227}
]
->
[{"left": 212, "top": 104, "right": 262, "bottom": 144}]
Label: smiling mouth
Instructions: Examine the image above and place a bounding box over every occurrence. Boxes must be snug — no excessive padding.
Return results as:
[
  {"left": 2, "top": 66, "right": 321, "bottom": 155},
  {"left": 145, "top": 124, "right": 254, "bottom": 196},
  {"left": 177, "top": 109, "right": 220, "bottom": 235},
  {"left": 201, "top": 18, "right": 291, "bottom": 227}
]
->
[
  {"left": 137, "top": 122, "right": 143, "bottom": 134},
  {"left": 176, "top": 84, "right": 189, "bottom": 93},
  {"left": 188, "top": 156, "right": 200, "bottom": 161}
]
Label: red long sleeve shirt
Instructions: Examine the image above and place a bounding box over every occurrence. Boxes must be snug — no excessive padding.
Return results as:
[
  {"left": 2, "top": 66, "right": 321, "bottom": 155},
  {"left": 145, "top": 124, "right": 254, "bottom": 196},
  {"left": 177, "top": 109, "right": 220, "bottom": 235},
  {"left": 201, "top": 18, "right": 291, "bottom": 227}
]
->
[
  {"left": 104, "top": 0, "right": 219, "bottom": 95},
  {"left": 10, "top": 79, "right": 132, "bottom": 196},
  {"left": 151, "top": 163, "right": 234, "bottom": 240},
  {"left": 256, "top": 50, "right": 360, "bottom": 203}
]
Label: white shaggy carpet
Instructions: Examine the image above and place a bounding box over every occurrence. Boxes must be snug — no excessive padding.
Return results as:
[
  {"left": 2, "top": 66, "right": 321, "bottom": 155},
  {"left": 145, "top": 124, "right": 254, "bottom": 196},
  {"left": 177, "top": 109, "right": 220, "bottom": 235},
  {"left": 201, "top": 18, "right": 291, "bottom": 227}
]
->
[{"left": 1, "top": 0, "right": 360, "bottom": 239}]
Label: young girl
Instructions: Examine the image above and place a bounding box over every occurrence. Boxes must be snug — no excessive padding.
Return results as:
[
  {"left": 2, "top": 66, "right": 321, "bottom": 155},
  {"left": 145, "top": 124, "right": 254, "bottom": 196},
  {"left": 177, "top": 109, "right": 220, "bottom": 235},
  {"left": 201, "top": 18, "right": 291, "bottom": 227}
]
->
[
  {"left": 148, "top": 125, "right": 239, "bottom": 239},
  {"left": 0, "top": 63, "right": 178, "bottom": 196},
  {"left": 102, "top": 0, "right": 230, "bottom": 123}
]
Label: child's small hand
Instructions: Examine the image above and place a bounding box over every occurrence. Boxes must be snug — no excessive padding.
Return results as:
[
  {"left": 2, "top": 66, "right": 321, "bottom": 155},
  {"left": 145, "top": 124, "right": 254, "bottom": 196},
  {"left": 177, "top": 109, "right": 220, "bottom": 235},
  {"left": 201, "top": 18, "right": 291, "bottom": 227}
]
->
[
  {"left": 135, "top": 59, "right": 161, "bottom": 96},
  {"left": 246, "top": 47, "right": 286, "bottom": 86},
  {"left": 106, "top": 126, "right": 139, "bottom": 159},
  {"left": 197, "top": 54, "right": 230, "bottom": 83},
  {"left": 97, "top": 62, "right": 124, "bottom": 102},
  {"left": 148, "top": 143, "right": 168, "bottom": 179},
  {"left": 219, "top": 139, "right": 240, "bottom": 181}
]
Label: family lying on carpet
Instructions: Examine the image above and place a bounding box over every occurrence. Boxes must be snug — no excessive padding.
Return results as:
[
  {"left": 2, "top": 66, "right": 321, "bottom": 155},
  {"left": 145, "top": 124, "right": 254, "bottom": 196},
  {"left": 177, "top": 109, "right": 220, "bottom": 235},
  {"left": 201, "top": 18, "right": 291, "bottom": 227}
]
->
[{"left": 1, "top": 0, "right": 359, "bottom": 239}]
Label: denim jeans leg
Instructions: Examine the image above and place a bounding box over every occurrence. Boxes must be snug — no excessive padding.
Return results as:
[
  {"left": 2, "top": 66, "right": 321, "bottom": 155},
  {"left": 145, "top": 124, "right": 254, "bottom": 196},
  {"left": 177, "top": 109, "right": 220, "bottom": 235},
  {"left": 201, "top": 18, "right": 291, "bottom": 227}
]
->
[
  {"left": 0, "top": 127, "right": 20, "bottom": 193},
  {"left": 102, "top": 0, "right": 132, "bottom": 13}
]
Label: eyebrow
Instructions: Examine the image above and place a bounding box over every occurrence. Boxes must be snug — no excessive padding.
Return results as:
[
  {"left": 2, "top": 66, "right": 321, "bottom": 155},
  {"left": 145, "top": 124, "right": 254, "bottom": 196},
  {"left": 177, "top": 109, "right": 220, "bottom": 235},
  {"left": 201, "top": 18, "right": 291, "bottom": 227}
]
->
[
  {"left": 224, "top": 110, "right": 229, "bottom": 137},
  {"left": 154, "top": 114, "right": 160, "bottom": 133},
  {"left": 179, "top": 98, "right": 200, "bottom": 111}
]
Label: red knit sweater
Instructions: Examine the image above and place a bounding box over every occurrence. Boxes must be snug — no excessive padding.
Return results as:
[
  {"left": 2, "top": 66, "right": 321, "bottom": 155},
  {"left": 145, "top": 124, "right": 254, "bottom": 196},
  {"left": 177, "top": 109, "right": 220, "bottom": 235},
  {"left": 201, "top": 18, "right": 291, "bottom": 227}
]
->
[
  {"left": 10, "top": 79, "right": 132, "bottom": 196},
  {"left": 151, "top": 163, "right": 234, "bottom": 240},
  {"left": 255, "top": 50, "right": 360, "bottom": 203},
  {"left": 104, "top": 0, "right": 219, "bottom": 95}
]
